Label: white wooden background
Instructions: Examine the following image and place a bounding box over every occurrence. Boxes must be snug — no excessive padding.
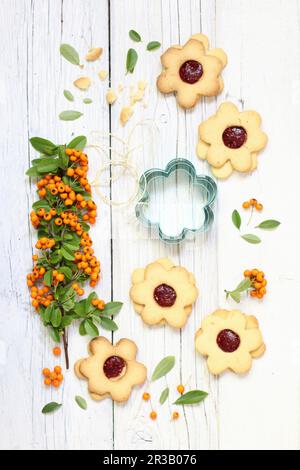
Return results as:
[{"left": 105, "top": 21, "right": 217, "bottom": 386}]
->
[{"left": 0, "top": 0, "right": 300, "bottom": 450}]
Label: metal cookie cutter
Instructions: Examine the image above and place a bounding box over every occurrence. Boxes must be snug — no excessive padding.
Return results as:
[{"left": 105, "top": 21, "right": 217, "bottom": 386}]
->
[{"left": 135, "top": 158, "right": 217, "bottom": 244}]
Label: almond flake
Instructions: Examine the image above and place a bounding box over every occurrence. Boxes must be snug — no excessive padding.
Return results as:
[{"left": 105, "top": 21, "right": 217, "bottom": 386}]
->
[
  {"left": 85, "top": 47, "right": 103, "bottom": 62},
  {"left": 120, "top": 106, "right": 134, "bottom": 126},
  {"left": 106, "top": 89, "right": 117, "bottom": 105},
  {"left": 138, "top": 80, "right": 147, "bottom": 91},
  {"left": 98, "top": 70, "right": 108, "bottom": 81},
  {"left": 73, "top": 77, "right": 91, "bottom": 90}
]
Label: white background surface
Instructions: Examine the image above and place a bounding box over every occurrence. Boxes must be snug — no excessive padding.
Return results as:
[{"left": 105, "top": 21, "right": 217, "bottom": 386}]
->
[{"left": 0, "top": 0, "right": 300, "bottom": 450}]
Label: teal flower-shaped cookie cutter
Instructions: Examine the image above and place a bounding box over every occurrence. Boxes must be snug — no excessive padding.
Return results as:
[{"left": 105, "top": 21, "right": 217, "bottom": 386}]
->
[{"left": 135, "top": 158, "right": 217, "bottom": 244}]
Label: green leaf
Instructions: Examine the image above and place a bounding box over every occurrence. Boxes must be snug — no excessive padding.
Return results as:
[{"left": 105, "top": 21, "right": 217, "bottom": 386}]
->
[
  {"left": 100, "top": 317, "right": 118, "bottom": 332},
  {"left": 64, "top": 89, "right": 74, "bottom": 101},
  {"left": 151, "top": 356, "right": 175, "bottom": 382},
  {"left": 59, "top": 266, "right": 73, "bottom": 280},
  {"left": 43, "top": 270, "right": 53, "bottom": 287},
  {"left": 32, "top": 200, "right": 51, "bottom": 210},
  {"left": 74, "top": 300, "right": 87, "bottom": 317},
  {"left": 79, "top": 320, "right": 87, "bottom": 335},
  {"left": 126, "top": 48, "right": 138, "bottom": 73},
  {"left": 67, "top": 135, "right": 87, "bottom": 150},
  {"left": 229, "top": 291, "right": 241, "bottom": 303},
  {"left": 241, "top": 234, "right": 261, "bottom": 244},
  {"left": 30, "top": 137, "right": 57, "bottom": 156},
  {"left": 42, "top": 402, "right": 62, "bottom": 414},
  {"left": 255, "top": 220, "right": 281, "bottom": 230},
  {"left": 159, "top": 387, "right": 169, "bottom": 405},
  {"left": 61, "top": 315, "right": 73, "bottom": 328},
  {"left": 75, "top": 396, "right": 87, "bottom": 410},
  {"left": 146, "top": 41, "right": 161, "bottom": 51},
  {"left": 58, "top": 145, "right": 69, "bottom": 169},
  {"left": 60, "top": 43, "right": 80, "bottom": 65},
  {"left": 84, "top": 319, "right": 99, "bottom": 337},
  {"left": 173, "top": 390, "right": 208, "bottom": 405},
  {"left": 232, "top": 210, "right": 241, "bottom": 230},
  {"left": 26, "top": 166, "right": 40, "bottom": 177},
  {"left": 235, "top": 277, "right": 252, "bottom": 292},
  {"left": 61, "top": 246, "right": 75, "bottom": 261},
  {"left": 51, "top": 308, "right": 62, "bottom": 328},
  {"left": 59, "top": 110, "right": 83, "bottom": 121},
  {"left": 83, "top": 98, "right": 93, "bottom": 104},
  {"left": 43, "top": 303, "right": 54, "bottom": 323},
  {"left": 48, "top": 327, "right": 61, "bottom": 343},
  {"left": 129, "top": 30, "right": 141, "bottom": 42},
  {"left": 102, "top": 301, "right": 123, "bottom": 317},
  {"left": 50, "top": 251, "right": 62, "bottom": 264}
]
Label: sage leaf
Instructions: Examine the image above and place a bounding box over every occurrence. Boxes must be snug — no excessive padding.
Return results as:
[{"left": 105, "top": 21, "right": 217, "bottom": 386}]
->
[
  {"left": 48, "top": 327, "right": 61, "bottom": 343},
  {"left": 60, "top": 43, "right": 80, "bottom": 65},
  {"left": 59, "top": 110, "right": 83, "bottom": 121},
  {"left": 173, "top": 390, "right": 208, "bottom": 405},
  {"left": 84, "top": 319, "right": 99, "bottom": 337},
  {"left": 75, "top": 396, "right": 87, "bottom": 410},
  {"left": 129, "top": 30, "right": 141, "bottom": 42},
  {"left": 147, "top": 41, "right": 161, "bottom": 51},
  {"left": 83, "top": 98, "right": 93, "bottom": 104},
  {"left": 232, "top": 209, "right": 241, "bottom": 230},
  {"left": 67, "top": 135, "right": 87, "bottom": 150},
  {"left": 63, "top": 89, "right": 74, "bottom": 102},
  {"left": 100, "top": 317, "right": 118, "bottom": 332},
  {"left": 241, "top": 234, "right": 261, "bottom": 244},
  {"left": 159, "top": 387, "right": 169, "bottom": 405},
  {"left": 30, "top": 137, "right": 57, "bottom": 156},
  {"left": 126, "top": 48, "right": 138, "bottom": 73},
  {"left": 151, "top": 356, "right": 175, "bottom": 382},
  {"left": 256, "top": 220, "right": 281, "bottom": 230},
  {"left": 42, "top": 402, "right": 62, "bottom": 414}
]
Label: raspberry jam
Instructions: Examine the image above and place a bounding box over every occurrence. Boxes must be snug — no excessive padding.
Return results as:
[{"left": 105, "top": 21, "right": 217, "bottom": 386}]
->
[
  {"left": 153, "top": 284, "right": 177, "bottom": 307},
  {"left": 179, "top": 60, "right": 203, "bottom": 84},
  {"left": 103, "top": 356, "right": 126, "bottom": 379},
  {"left": 216, "top": 329, "right": 240, "bottom": 353},
  {"left": 222, "top": 126, "right": 247, "bottom": 149}
]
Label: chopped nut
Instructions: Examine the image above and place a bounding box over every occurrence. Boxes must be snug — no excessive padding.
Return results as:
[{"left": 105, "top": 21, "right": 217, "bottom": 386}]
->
[
  {"left": 130, "top": 89, "right": 144, "bottom": 106},
  {"left": 106, "top": 88, "right": 117, "bottom": 105},
  {"left": 73, "top": 77, "right": 91, "bottom": 90},
  {"left": 85, "top": 47, "right": 103, "bottom": 61},
  {"left": 118, "top": 83, "right": 124, "bottom": 93},
  {"left": 98, "top": 69, "right": 108, "bottom": 81},
  {"left": 120, "top": 106, "right": 134, "bottom": 126}
]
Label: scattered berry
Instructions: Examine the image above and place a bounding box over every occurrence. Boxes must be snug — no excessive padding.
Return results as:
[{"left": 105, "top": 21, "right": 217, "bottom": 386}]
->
[
  {"left": 143, "top": 392, "right": 150, "bottom": 401},
  {"left": 53, "top": 347, "right": 61, "bottom": 356},
  {"left": 172, "top": 411, "right": 180, "bottom": 420},
  {"left": 150, "top": 411, "right": 157, "bottom": 420},
  {"left": 244, "top": 269, "right": 267, "bottom": 299},
  {"left": 177, "top": 384, "right": 185, "bottom": 394}
]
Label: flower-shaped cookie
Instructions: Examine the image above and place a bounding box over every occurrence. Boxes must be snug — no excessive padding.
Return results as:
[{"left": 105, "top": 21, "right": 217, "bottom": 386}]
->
[
  {"left": 195, "top": 309, "right": 265, "bottom": 375},
  {"left": 157, "top": 33, "right": 227, "bottom": 109},
  {"left": 197, "top": 102, "right": 268, "bottom": 178},
  {"left": 75, "top": 336, "right": 147, "bottom": 402},
  {"left": 130, "top": 258, "right": 198, "bottom": 328}
]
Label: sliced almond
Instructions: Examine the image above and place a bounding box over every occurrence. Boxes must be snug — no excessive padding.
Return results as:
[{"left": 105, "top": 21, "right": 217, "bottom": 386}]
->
[
  {"left": 138, "top": 80, "right": 147, "bottom": 91},
  {"left": 130, "top": 89, "right": 144, "bottom": 106},
  {"left": 73, "top": 77, "right": 91, "bottom": 90},
  {"left": 98, "top": 69, "right": 108, "bottom": 81},
  {"left": 118, "top": 83, "right": 124, "bottom": 93},
  {"left": 106, "top": 88, "right": 117, "bottom": 105},
  {"left": 85, "top": 47, "right": 103, "bottom": 62},
  {"left": 120, "top": 106, "right": 134, "bottom": 126}
]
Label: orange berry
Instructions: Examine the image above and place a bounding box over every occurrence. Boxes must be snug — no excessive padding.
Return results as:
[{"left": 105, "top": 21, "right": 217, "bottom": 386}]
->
[
  {"left": 244, "top": 270, "right": 251, "bottom": 277},
  {"left": 92, "top": 298, "right": 99, "bottom": 307},
  {"left": 254, "top": 282, "right": 262, "bottom": 289},
  {"left": 66, "top": 168, "right": 74, "bottom": 177},
  {"left": 259, "top": 287, "right": 266, "bottom": 295},
  {"left": 52, "top": 380, "right": 60, "bottom": 388},
  {"left": 250, "top": 198, "right": 257, "bottom": 206},
  {"left": 97, "top": 300, "right": 105, "bottom": 310},
  {"left": 177, "top": 384, "right": 185, "bottom": 394},
  {"left": 251, "top": 269, "right": 259, "bottom": 277},
  {"left": 255, "top": 203, "right": 263, "bottom": 211},
  {"left": 44, "top": 378, "right": 51, "bottom": 386},
  {"left": 172, "top": 411, "right": 180, "bottom": 420},
  {"left": 49, "top": 372, "right": 57, "bottom": 381},
  {"left": 150, "top": 411, "right": 157, "bottom": 420},
  {"left": 56, "top": 374, "right": 64, "bottom": 382},
  {"left": 32, "top": 254, "right": 38, "bottom": 261},
  {"left": 42, "top": 368, "right": 51, "bottom": 377},
  {"left": 55, "top": 217, "right": 63, "bottom": 226},
  {"left": 142, "top": 392, "right": 150, "bottom": 401},
  {"left": 53, "top": 347, "right": 61, "bottom": 356},
  {"left": 250, "top": 290, "right": 257, "bottom": 297},
  {"left": 242, "top": 201, "right": 250, "bottom": 209},
  {"left": 257, "top": 293, "right": 263, "bottom": 299},
  {"left": 256, "top": 274, "right": 264, "bottom": 282},
  {"left": 262, "top": 279, "right": 267, "bottom": 287},
  {"left": 66, "top": 148, "right": 73, "bottom": 156},
  {"left": 54, "top": 366, "right": 62, "bottom": 374}
]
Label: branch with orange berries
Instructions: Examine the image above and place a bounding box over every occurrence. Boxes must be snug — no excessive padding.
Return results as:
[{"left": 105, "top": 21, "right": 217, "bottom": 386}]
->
[{"left": 26, "top": 136, "right": 123, "bottom": 368}]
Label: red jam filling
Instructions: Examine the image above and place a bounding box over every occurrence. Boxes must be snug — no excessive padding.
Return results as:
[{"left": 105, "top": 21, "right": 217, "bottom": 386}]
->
[
  {"left": 216, "top": 329, "right": 240, "bottom": 353},
  {"left": 103, "top": 356, "right": 126, "bottom": 379},
  {"left": 154, "top": 284, "right": 177, "bottom": 307},
  {"left": 222, "top": 126, "right": 247, "bottom": 149},
  {"left": 179, "top": 60, "right": 203, "bottom": 84}
]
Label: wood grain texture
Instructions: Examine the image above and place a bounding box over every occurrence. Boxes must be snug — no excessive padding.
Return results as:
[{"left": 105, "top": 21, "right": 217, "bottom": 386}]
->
[{"left": 0, "top": 0, "right": 299, "bottom": 450}]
